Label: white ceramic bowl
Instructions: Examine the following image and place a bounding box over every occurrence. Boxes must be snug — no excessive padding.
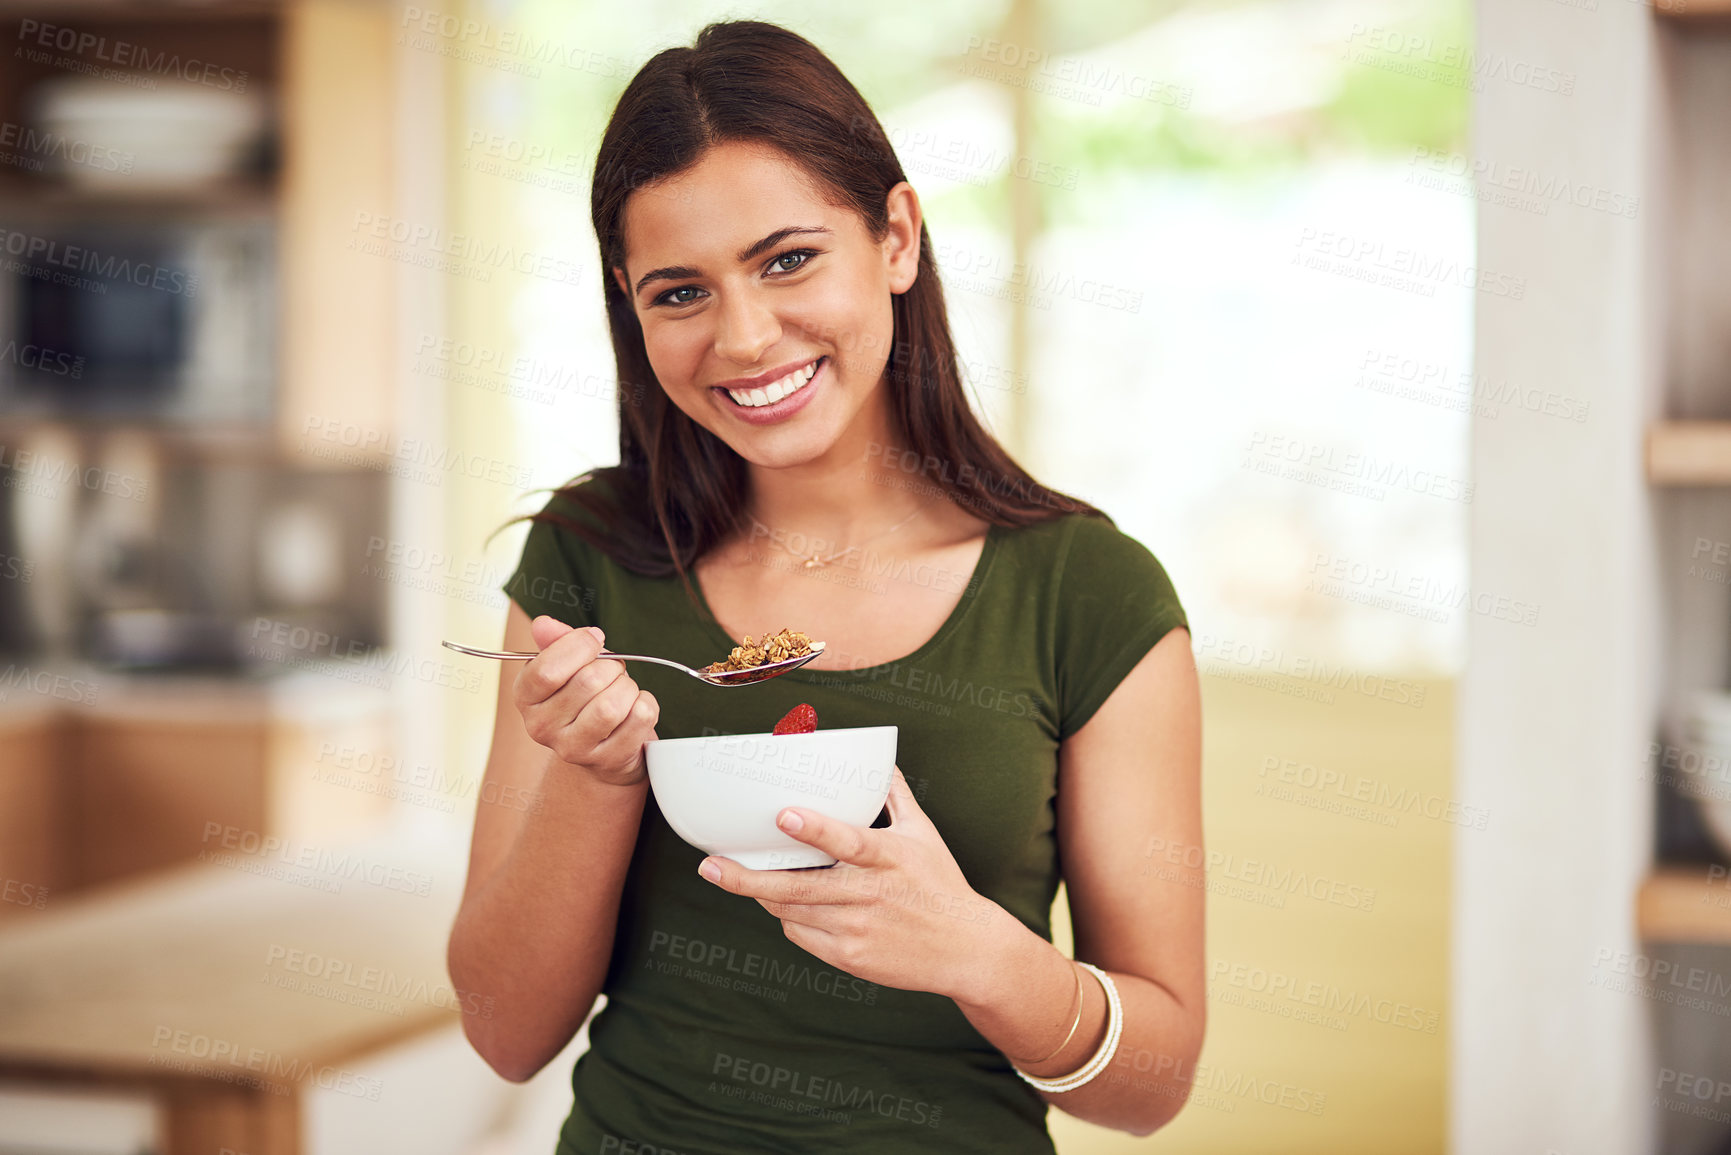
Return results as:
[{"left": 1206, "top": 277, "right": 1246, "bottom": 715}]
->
[{"left": 645, "top": 726, "right": 897, "bottom": 869}]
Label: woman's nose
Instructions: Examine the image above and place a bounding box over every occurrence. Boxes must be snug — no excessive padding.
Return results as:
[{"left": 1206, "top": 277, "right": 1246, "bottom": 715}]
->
[{"left": 712, "top": 290, "right": 782, "bottom": 367}]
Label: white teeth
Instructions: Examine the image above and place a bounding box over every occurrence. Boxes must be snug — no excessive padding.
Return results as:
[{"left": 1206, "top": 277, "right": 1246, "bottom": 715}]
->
[{"left": 725, "top": 359, "right": 821, "bottom": 408}]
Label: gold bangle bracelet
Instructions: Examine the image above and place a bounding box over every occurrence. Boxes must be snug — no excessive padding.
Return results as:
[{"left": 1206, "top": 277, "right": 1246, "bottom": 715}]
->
[
  {"left": 1010, "top": 959, "right": 1084, "bottom": 1066},
  {"left": 1014, "top": 962, "right": 1122, "bottom": 1094}
]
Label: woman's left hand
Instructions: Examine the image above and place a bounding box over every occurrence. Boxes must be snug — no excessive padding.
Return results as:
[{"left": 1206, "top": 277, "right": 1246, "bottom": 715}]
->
[{"left": 696, "top": 765, "right": 1005, "bottom": 1000}]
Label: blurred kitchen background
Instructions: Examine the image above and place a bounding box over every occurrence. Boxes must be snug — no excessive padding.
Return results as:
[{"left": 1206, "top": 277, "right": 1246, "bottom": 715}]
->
[{"left": 0, "top": 0, "right": 1725, "bottom": 1153}]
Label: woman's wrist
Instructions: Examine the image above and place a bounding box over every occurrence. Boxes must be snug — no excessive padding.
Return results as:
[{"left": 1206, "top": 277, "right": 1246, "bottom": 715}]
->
[
  {"left": 541, "top": 749, "right": 651, "bottom": 803},
  {"left": 1006, "top": 959, "right": 1083, "bottom": 1065},
  {"left": 1014, "top": 963, "right": 1111, "bottom": 1084},
  {"left": 950, "top": 916, "right": 1108, "bottom": 1079},
  {"left": 544, "top": 746, "right": 650, "bottom": 792}
]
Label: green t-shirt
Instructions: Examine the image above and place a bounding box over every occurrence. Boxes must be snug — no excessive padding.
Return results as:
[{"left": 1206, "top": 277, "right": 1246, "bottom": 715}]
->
[{"left": 501, "top": 478, "right": 1188, "bottom": 1155}]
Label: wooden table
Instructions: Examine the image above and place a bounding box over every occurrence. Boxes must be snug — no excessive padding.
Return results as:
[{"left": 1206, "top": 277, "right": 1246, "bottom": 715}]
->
[{"left": 0, "top": 833, "right": 479, "bottom": 1155}]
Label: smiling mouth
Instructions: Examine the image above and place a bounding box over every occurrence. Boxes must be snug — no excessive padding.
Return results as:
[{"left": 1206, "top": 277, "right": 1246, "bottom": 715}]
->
[{"left": 715, "top": 357, "right": 824, "bottom": 409}]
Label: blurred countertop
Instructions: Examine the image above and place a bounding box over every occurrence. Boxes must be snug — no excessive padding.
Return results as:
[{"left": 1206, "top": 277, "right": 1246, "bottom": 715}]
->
[
  {"left": 0, "top": 827, "right": 463, "bottom": 1080},
  {"left": 0, "top": 655, "right": 396, "bottom": 728}
]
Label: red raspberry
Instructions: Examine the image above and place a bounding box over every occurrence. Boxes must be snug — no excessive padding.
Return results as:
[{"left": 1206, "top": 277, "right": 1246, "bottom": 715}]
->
[{"left": 772, "top": 703, "right": 818, "bottom": 735}]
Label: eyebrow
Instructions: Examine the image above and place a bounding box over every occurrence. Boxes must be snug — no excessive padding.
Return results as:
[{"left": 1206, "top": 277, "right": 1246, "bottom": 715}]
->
[{"left": 631, "top": 226, "right": 834, "bottom": 298}]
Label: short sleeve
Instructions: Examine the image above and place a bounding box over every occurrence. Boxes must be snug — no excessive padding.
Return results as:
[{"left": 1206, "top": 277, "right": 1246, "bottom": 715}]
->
[
  {"left": 1054, "top": 515, "right": 1189, "bottom": 742},
  {"left": 501, "top": 489, "right": 601, "bottom": 630}
]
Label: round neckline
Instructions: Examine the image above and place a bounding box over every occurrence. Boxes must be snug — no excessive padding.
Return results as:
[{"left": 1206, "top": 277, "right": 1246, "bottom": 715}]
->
[{"left": 690, "top": 521, "right": 1003, "bottom": 681}]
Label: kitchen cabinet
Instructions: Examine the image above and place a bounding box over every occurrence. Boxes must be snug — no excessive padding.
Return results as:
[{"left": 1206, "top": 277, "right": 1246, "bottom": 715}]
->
[
  {"left": 1642, "top": 11, "right": 1731, "bottom": 914},
  {"left": 0, "top": 701, "right": 65, "bottom": 924},
  {"left": 68, "top": 698, "right": 272, "bottom": 890},
  {"left": 0, "top": 666, "right": 395, "bottom": 901},
  {"left": 1638, "top": 9, "right": 1731, "bottom": 1155},
  {"left": 0, "top": 0, "right": 405, "bottom": 462},
  {"left": 0, "top": 0, "right": 406, "bottom": 671}
]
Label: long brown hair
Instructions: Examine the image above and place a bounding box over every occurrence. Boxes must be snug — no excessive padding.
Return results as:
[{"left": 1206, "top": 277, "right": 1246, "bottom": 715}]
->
[{"left": 502, "top": 19, "right": 1104, "bottom": 600}]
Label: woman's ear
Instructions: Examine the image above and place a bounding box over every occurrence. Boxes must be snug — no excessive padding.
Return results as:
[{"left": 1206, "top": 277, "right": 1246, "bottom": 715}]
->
[
  {"left": 611, "top": 266, "right": 631, "bottom": 301},
  {"left": 882, "top": 182, "right": 922, "bottom": 295}
]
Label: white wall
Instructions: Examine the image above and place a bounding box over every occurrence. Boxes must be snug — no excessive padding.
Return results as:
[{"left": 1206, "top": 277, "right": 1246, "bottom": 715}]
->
[{"left": 1456, "top": 3, "right": 1663, "bottom": 1154}]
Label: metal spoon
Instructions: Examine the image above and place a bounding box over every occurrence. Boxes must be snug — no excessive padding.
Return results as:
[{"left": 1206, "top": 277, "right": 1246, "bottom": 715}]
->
[{"left": 439, "top": 638, "right": 826, "bottom": 687}]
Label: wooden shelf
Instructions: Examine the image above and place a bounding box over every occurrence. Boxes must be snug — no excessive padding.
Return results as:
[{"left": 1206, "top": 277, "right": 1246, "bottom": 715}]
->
[
  {"left": 0, "top": 178, "right": 278, "bottom": 220},
  {"left": 1655, "top": 0, "right": 1731, "bottom": 20},
  {"left": 0, "top": 1, "right": 280, "bottom": 19},
  {"left": 1645, "top": 421, "right": 1731, "bottom": 484},
  {"left": 1637, "top": 867, "right": 1731, "bottom": 943},
  {"left": 0, "top": 416, "right": 279, "bottom": 465}
]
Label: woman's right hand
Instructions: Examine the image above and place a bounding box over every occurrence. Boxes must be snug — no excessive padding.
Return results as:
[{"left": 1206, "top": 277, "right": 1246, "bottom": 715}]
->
[{"left": 513, "top": 616, "right": 659, "bottom": 787}]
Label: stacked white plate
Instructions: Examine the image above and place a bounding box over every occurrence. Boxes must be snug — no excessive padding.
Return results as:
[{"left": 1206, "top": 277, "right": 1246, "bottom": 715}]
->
[
  {"left": 1678, "top": 689, "right": 1731, "bottom": 854},
  {"left": 31, "top": 75, "right": 268, "bottom": 190}
]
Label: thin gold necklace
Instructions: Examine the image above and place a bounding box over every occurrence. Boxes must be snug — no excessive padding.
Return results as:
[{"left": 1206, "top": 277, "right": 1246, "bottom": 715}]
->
[{"left": 747, "top": 495, "right": 940, "bottom": 569}]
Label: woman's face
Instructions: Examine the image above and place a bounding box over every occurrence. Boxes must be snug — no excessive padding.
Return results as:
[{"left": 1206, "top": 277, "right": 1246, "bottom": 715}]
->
[{"left": 613, "top": 141, "right": 921, "bottom": 470}]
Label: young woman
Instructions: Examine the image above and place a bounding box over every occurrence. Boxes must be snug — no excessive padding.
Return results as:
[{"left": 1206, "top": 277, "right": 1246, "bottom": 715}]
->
[{"left": 448, "top": 19, "right": 1204, "bottom": 1155}]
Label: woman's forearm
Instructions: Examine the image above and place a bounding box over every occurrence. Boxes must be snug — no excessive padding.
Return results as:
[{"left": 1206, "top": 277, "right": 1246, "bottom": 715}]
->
[
  {"left": 951, "top": 915, "right": 1204, "bottom": 1136},
  {"left": 448, "top": 753, "right": 649, "bottom": 1082}
]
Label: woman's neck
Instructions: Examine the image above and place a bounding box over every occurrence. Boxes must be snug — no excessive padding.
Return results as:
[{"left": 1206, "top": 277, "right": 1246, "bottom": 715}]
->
[{"left": 741, "top": 391, "right": 934, "bottom": 538}]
